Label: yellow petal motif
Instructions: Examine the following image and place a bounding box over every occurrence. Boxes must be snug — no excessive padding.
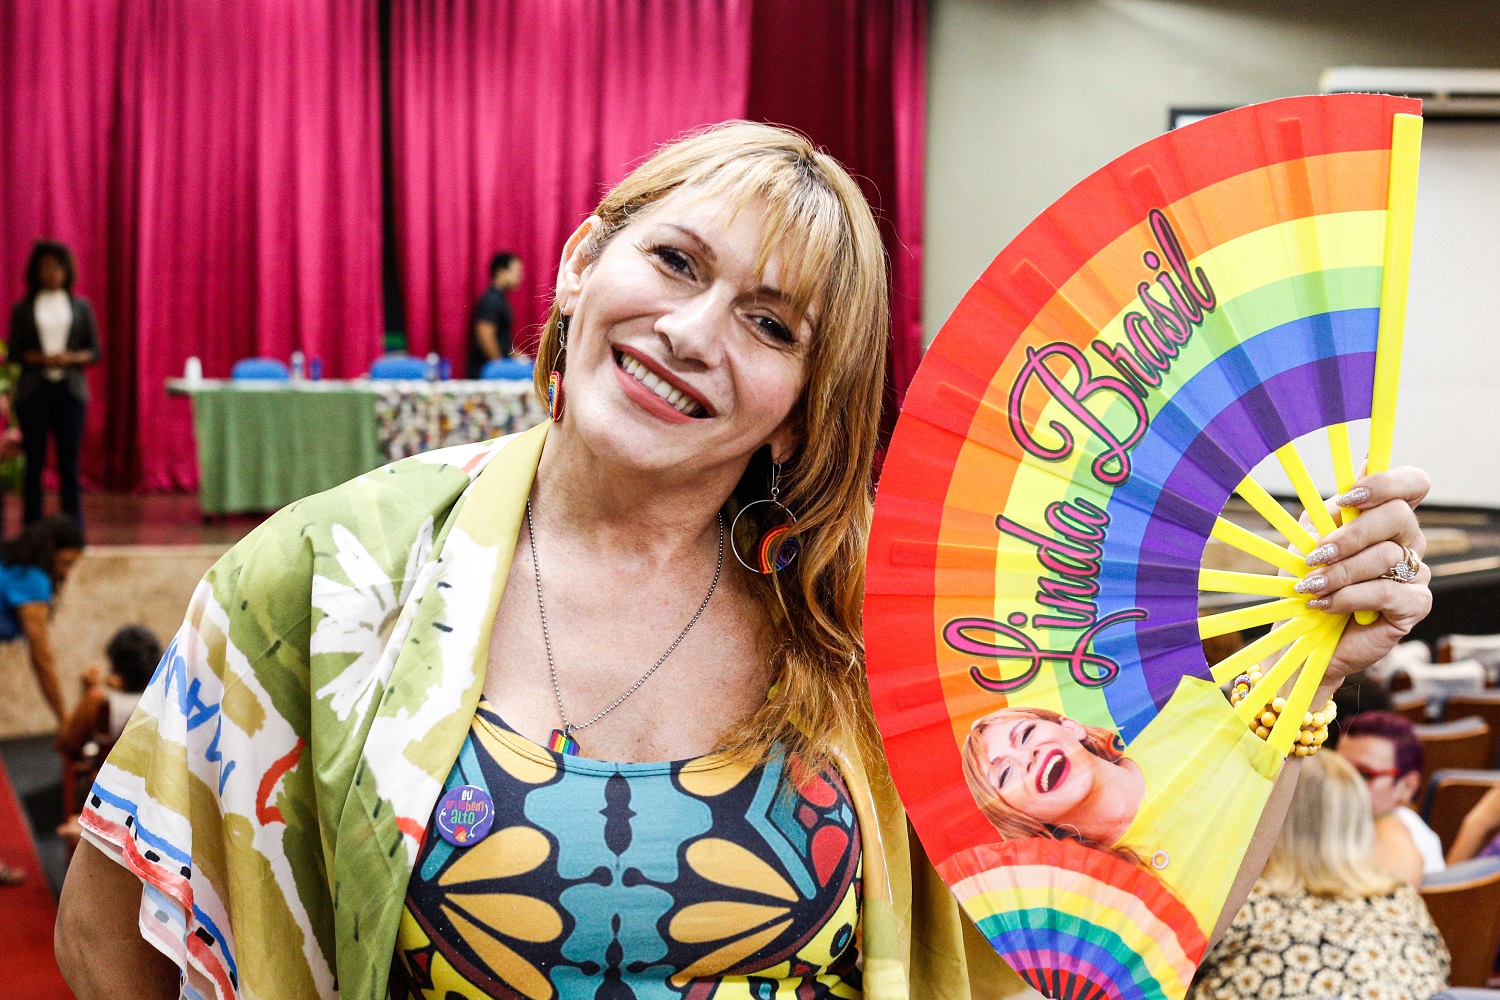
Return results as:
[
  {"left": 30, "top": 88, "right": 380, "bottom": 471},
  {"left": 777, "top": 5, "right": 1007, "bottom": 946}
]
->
[
  {"left": 670, "top": 918, "right": 793, "bottom": 986},
  {"left": 479, "top": 725, "right": 561, "bottom": 785},
  {"left": 445, "top": 892, "right": 563, "bottom": 943},
  {"left": 441, "top": 905, "right": 556, "bottom": 1000},
  {"left": 675, "top": 759, "right": 751, "bottom": 798},
  {"left": 441, "top": 826, "right": 550, "bottom": 885},
  {"left": 669, "top": 901, "right": 790, "bottom": 944},
  {"left": 685, "top": 838, "right": 798, "bottom": 902}
]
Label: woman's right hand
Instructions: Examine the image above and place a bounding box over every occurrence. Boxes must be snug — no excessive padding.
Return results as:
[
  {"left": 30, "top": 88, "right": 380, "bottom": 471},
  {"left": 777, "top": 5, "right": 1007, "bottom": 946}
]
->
[{"left": 1296, "top": 467, "right": 1433, "bottom": 687}]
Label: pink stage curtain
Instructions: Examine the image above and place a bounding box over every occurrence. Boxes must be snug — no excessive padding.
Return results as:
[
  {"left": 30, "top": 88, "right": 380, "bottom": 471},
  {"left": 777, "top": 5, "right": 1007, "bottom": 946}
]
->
[
  {"left": 746, "top": 0, "right": 928, "bottom": 441},
  {"left": 3, "top": 0, "right": 921, "bottom": 492},
  {"left": 1, "top": 0, "right": 384, "bottom": 491},
  {"left": 0, "top": 0, "right": 125, "bottom": 489},
  {"left": 388, "top": 0, "right": 753, "bottom": 362},
  {"left": 389, "top": 0, "right": 924, "bottom": 437}
]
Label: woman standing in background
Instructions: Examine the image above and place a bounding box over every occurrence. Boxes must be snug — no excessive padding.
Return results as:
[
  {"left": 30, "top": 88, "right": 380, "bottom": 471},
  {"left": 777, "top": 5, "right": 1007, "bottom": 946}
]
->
[{"left": 6, "top": 240, "right": 100, "bottom": 532}]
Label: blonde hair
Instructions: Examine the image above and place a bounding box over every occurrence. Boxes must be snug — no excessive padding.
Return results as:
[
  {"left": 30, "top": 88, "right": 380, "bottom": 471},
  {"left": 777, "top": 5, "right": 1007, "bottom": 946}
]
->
[
  {"left": 960, "top": 706, "right": 1140, "bottom": 864},
  {"left": 1260, "top": 751, "right": 1402, "bottom": 899},
  {"left": 534, "top": 122, "right": 890, "bottom": 766}
]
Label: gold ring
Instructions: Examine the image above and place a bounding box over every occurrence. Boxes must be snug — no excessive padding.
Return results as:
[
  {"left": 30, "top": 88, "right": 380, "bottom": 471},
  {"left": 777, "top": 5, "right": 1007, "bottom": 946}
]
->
[{"left": 1380, "top": 544, "right": 1421, "bottom": 583}]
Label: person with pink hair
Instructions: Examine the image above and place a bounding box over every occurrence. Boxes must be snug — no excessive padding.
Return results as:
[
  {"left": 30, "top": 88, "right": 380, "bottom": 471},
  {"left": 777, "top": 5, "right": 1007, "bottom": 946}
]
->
[{"left": 1338, "top": 709, "right": 1445, "bottom": 883}]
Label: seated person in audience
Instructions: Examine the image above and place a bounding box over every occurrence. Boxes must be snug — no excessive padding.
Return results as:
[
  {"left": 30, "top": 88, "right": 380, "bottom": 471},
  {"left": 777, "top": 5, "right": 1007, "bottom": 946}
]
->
[
  {"left": 1324, "top": 670, "right": 1394, "bottom": 749},
  {"left": 1191, "top": 752, "right": 1450, "bottom": 1000},
  {"left": 1448, "top": 782, "right": 1500, "bottom": 864},
  {"left": 56, "top": 625, "right": 162, "bottom": 760},
  {"left": 0, "top": 513, "right": 85, "bottom": 720},
  {"left": 1338, "top": 710, "right": 1444, "bottom": 882}
]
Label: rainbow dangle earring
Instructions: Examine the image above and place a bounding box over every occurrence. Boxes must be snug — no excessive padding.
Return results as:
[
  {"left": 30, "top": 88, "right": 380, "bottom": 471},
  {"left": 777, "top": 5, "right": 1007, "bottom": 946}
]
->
[
  {"left": 547, "top": 316, "right": 568, "bottom": 421},
  {"left": 730, "top": 461, "right": 799, "bottom": 574}
]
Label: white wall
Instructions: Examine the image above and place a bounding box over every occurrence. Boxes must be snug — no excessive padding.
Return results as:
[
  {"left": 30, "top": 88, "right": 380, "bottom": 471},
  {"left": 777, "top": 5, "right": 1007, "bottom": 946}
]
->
[{"left": 926, "top": 0, "right": 1500, "bottom": 505}]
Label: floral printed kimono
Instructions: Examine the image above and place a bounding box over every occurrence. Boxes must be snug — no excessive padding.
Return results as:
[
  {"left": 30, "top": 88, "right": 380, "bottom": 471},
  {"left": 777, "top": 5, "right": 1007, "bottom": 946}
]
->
[{"left": 80, "top": 422, "right": 1021, "bottom": 1000}]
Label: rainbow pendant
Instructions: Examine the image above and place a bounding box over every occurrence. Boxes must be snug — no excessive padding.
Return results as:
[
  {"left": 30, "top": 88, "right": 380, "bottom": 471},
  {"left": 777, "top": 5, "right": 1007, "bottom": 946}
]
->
[
  {"left": 548, "top": 728, "right": 580, "bottom": 756},
  {"left": 547, "top": 370, "right": 564, "bottom": 421}
]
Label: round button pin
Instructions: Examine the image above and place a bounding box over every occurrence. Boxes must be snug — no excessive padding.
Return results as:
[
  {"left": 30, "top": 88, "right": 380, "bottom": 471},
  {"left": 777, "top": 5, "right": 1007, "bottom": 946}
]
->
[{"left": 435, "top": 785, "right": 495, "bottom": 847}]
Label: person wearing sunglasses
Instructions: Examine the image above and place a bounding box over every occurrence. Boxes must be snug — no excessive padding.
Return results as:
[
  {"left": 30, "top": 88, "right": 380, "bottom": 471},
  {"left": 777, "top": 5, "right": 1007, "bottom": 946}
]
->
[{"left": 1337, "top": 710, "right": 1444, "bottom": 884}]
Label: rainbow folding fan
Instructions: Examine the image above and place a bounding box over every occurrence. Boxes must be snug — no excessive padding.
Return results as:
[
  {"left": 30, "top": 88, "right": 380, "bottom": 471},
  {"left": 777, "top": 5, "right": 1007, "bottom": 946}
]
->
[{"left": 864, "top": 94, "right": 1422, "bottom": 1000}]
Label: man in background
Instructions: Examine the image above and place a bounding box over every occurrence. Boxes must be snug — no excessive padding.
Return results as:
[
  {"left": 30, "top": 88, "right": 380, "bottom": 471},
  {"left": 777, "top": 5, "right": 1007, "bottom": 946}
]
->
[{"left": 467, "top": 251, "right": 523, "bottom": 378}]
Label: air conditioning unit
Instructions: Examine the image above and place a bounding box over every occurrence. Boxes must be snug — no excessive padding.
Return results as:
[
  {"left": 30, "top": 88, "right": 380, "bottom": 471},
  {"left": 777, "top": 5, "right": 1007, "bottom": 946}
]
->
[{"left": 1321, "top": 67, "right": 1500, "bottom": 116}]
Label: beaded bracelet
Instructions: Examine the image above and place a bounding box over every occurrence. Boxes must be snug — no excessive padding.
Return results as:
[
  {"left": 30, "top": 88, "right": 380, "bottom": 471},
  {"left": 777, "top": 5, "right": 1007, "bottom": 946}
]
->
[{"left": 1229, "top": 669, "right": 1336, "bottom": 757}]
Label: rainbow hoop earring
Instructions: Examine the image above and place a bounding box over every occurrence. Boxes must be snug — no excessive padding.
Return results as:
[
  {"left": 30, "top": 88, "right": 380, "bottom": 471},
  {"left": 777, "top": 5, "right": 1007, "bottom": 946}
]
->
[
  {"left": 547, "top": 317, "right": 568, "bottom": 421},
  {"left": 730, "top": 462, "right": 799, "bottom": 574}
]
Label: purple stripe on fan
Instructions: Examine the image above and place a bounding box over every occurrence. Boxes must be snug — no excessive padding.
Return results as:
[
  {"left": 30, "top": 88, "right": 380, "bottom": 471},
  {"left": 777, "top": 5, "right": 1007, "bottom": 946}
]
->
[{"left": 1130, "top": 352, "right": 1376, "bottom": 706}]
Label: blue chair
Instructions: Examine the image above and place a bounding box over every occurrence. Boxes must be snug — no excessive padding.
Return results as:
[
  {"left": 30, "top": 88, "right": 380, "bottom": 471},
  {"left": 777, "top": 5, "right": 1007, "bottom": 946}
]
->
[
  {"left": 480, "top": 357, "right": 535, "bottom": 380},
  {"left": 231, "top": 357, "right": 291, "bottom": 380},
  {"left": 369, "top": 354, "right": 430, "bottom": 380}
]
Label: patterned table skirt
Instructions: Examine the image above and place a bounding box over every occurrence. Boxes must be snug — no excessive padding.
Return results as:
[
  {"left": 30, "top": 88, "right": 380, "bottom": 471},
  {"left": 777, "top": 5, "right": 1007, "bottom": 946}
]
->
[{"left": 372, "top": 380, "right": 547, "bottom": 462}]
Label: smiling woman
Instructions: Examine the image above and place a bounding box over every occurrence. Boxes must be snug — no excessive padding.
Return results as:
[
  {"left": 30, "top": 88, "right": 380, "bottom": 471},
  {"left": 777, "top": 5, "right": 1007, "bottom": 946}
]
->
[
  {"left": 56, "top": 122, "right": 1026, "bottom": 1000},
  {"left": 963, "top": 705, "right": 1139, "bottom": 854}
]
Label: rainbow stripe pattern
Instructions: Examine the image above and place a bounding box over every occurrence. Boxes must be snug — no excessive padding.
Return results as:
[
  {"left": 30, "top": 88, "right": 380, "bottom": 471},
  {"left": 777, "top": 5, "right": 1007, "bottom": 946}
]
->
[
  {"left": 939, "top": 839, "right": 1206, "bottom": 1000},
  {"left": 548, "top": 728, "right": 580, "bottom": 755},
  {"left": 866, "top": 95, "right": 1422, "bottom": 998}
]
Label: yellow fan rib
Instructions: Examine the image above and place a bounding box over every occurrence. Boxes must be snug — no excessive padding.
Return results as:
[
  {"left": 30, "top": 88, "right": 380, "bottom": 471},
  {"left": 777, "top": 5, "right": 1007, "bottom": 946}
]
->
[
  {"left": 1367, "top": 112, "right": 1423, "bottom": 478},
  {"left": 1198, "top": 597, "right": 1306, "bottom": 639},
  {"left": 1199, "top": 569, "right": 1299, "bottom": 599},
  {"left": 1349, "top": 113, "right": 1421, "bottom": 624},
  {"left": 1211, "top": 517, "right": 1308, "bottom": 576},
  {"left": 1208, "top": 614, "right": 1321, "bottom": 685},
  {"left": 1234, "top": 625, "right": 1325, "bottom": 727},
  {"left": 1268, "top": 622, "right": 1345, "bottom": 756},
  {"left": 1327, "top": 424, "right": 1357, "bottom": 526},
  {"left": 1274, "top": 442, "right": 1338, "bottom": 538},
  {"left": 1234, "top": 476, "right": 1317, "bottom": 554}
]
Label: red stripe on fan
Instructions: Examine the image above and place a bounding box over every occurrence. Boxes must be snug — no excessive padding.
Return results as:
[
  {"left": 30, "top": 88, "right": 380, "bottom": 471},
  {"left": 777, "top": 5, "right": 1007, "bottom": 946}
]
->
[{"left": 977, "top": 93, "right": 1418, "bottom": 322}]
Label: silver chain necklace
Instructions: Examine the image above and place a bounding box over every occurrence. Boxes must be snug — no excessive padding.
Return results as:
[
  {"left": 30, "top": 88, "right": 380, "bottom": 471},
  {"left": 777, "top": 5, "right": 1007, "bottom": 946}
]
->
[{"left": 526, "top": 499, "right": 723, "bottom": 756}]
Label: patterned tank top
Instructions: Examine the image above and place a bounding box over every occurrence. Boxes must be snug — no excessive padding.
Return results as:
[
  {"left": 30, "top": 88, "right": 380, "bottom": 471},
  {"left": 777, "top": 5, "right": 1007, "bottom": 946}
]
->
[{"left": 393, "top": 700, "right": 863, "bottom": 999}]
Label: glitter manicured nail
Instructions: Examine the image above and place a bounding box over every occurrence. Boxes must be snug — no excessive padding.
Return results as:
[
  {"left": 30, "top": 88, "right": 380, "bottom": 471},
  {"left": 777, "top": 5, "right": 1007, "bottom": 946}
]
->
[
  {"left": 1294, "top": 575, "right": 1328, "bottom": 594},
  {"left": 1333, "top": 487, "right": 1370, "bottom": 507},
  {"left": 1306, "top": 597, "right": 1332, "bottom": 611},
  {"left": 1305, "top": 544, "right": 1337, "bottom": 566}
]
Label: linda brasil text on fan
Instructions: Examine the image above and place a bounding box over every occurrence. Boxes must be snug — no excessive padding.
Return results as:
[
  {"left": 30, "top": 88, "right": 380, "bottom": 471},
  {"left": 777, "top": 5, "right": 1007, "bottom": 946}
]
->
[
  {"left": 951, "top": 210, "right": 1217, "bottom": 696},
  {"left": 1009, "top": 209, "right": 1218, "bottom": 488}
]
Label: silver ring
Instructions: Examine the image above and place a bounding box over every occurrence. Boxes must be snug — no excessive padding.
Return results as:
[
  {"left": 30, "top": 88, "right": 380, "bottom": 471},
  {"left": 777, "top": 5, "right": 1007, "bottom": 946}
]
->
[{"left": 1380, "top": 544, "right": 1421, "bottom": 584}]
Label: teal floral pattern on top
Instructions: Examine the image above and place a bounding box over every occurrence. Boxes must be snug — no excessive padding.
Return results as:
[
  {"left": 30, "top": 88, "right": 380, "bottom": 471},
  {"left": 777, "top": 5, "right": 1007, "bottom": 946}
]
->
[{"left": 393, "top": 701, "right": 862, "bottom": 1000}]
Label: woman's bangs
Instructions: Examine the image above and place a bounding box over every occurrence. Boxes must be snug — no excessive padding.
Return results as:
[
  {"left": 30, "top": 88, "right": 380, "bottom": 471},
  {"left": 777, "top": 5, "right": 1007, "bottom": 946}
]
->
[{"left": 688, "top": 160, "right": 847, "bottom": 332}]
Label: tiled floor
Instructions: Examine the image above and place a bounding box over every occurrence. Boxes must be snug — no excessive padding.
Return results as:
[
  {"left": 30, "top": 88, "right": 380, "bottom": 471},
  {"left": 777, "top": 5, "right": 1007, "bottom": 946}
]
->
[{"left": 1, "top": 492, "right": 264, "bottom": 547}]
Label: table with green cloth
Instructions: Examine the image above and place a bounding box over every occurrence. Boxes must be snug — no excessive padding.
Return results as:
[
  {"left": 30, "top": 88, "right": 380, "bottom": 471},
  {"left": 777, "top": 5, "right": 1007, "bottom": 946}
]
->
[{"left": 172, "top": 379, "right": 545, "bottom": 514}]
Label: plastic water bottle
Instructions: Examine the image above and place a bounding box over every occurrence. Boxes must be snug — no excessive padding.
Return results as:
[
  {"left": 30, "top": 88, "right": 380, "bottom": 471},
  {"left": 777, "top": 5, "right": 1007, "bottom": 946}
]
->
[
  {"left": 308, "top": 356, "right": 323, "bottom": 381},
  {"left": 439, "top": 358, "right": 452, "bottom": 381},
  {"left": 290, "top": 350, "right": 305, "bottom": 381},
  {"left": 425, "top": 352, "right": 441, "bottom": 381}
]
